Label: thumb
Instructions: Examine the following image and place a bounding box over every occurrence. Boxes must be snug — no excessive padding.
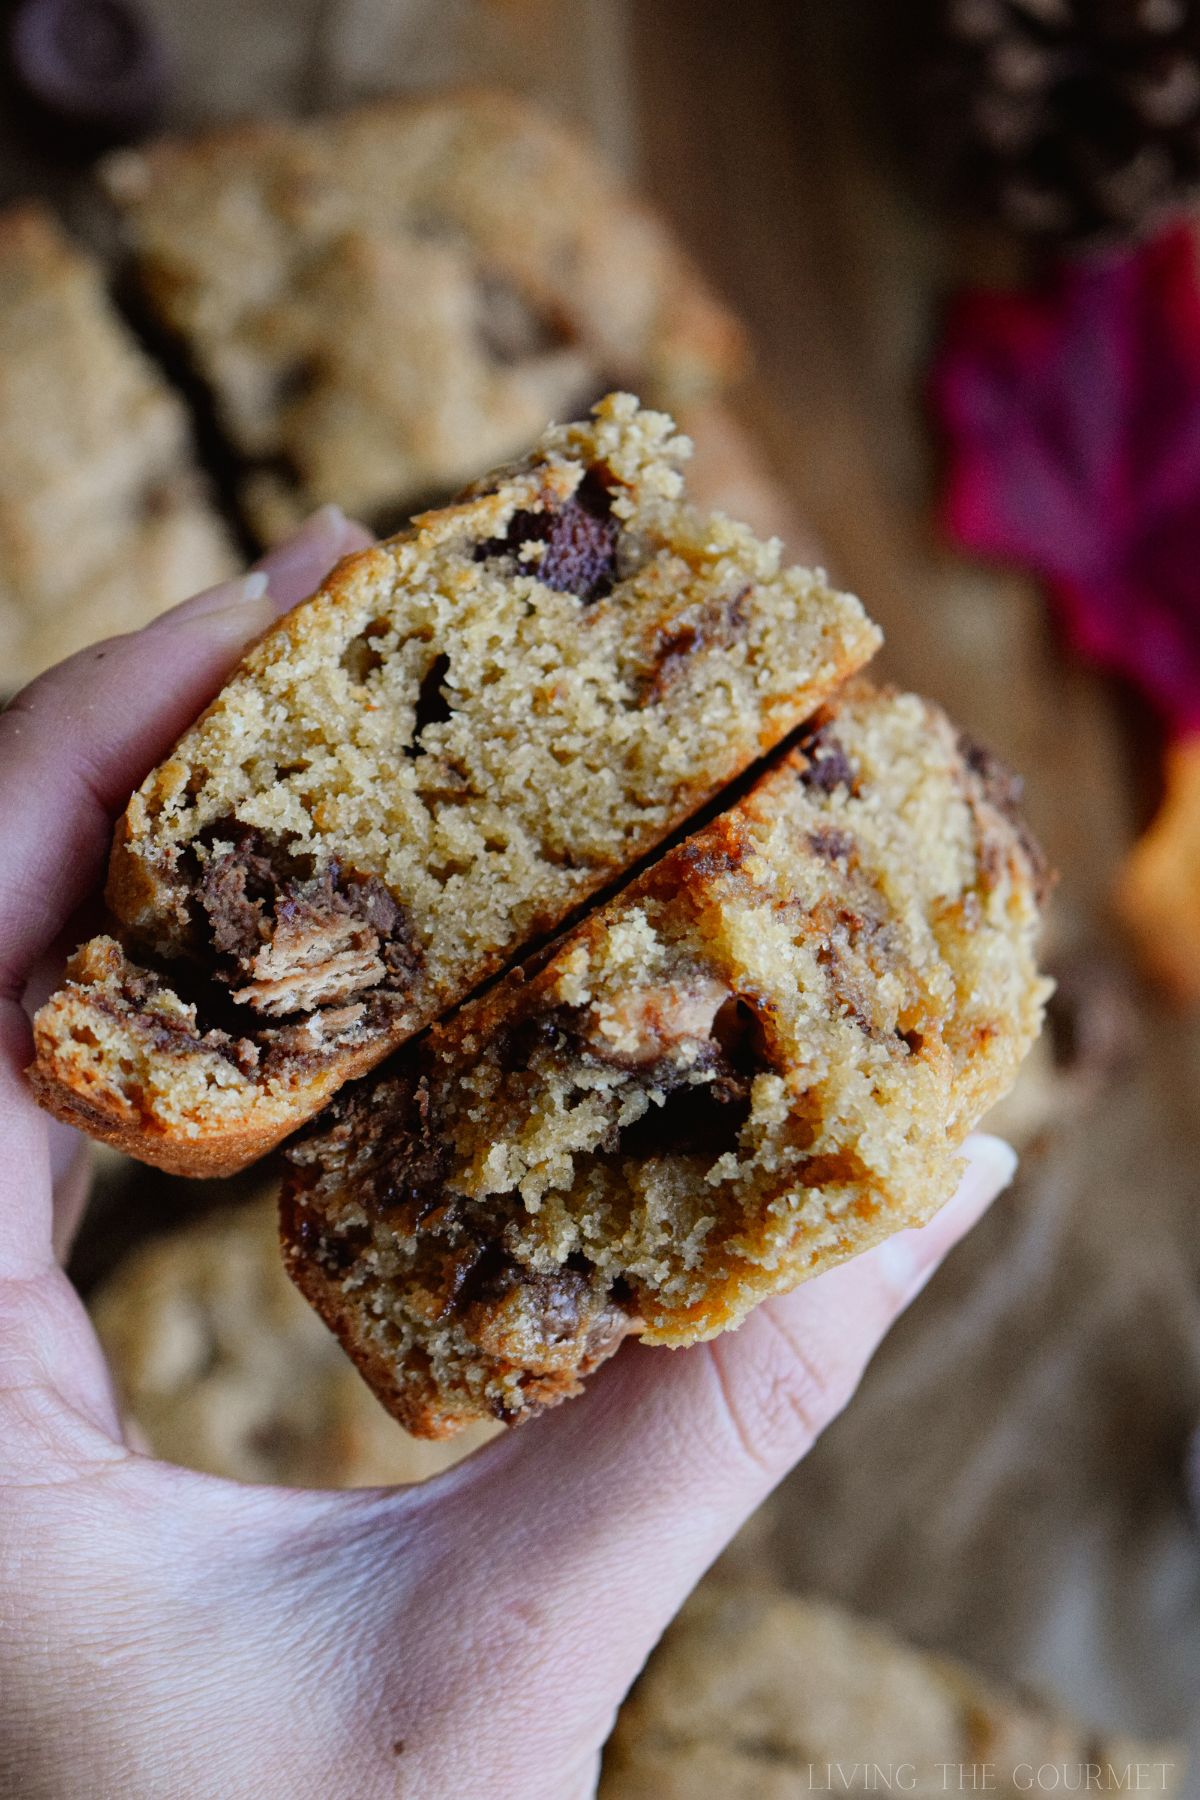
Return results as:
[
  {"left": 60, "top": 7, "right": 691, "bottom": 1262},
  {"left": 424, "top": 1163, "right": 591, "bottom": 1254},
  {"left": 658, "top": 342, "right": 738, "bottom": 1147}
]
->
[{"left": 0, "top": 506, "right": 371, "bottom": 996}]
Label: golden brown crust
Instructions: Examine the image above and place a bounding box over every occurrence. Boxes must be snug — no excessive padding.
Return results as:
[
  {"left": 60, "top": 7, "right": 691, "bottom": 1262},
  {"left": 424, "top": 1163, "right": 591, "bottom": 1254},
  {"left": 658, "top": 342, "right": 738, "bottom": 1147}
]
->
[
  {"left": 28, "top": 1036, "right": 381, "bottom": 1179},
  {"left": 26, "top": 1067, "right": 273, "bottom": 1180}
]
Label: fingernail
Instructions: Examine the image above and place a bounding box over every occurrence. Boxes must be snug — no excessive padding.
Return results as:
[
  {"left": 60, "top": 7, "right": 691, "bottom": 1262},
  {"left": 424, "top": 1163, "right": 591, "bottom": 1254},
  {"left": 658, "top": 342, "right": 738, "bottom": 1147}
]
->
[
  {"left": 151, "top": 571, "right": 270, "bottom": 627},
  {"left": 170, "top": 593, "right": 278, "bottom": 644},
  {"left": 872, "top": 1134, "right": 1017, "bottom": 1296},
  {"left": 961, "top": 1131, "right": 1019, "bottom": 1194},
  {"left": 254, "top": 505, "right": 375, "bottom": 612}
]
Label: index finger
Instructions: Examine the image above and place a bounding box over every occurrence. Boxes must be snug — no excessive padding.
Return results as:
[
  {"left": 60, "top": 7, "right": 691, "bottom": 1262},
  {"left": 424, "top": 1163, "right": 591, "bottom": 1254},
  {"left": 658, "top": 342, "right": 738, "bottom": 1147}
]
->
[{"left": 0, "top": 507, "right": 371, "bottom": 1001}]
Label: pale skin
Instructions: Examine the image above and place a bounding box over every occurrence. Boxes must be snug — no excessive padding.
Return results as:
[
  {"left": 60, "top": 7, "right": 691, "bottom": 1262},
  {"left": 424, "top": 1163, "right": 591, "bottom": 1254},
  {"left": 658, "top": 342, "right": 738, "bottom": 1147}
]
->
[{"left": 0, "top": 508, "right": 1017, "bottom": 1799}]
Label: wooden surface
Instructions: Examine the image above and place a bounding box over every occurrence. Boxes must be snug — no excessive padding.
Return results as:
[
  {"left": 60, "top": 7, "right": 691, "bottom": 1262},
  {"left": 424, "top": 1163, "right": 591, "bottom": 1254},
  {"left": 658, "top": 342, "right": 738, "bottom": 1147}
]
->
[{"left": 5, "top": 0, "right": 1199, "bottom": 1767}]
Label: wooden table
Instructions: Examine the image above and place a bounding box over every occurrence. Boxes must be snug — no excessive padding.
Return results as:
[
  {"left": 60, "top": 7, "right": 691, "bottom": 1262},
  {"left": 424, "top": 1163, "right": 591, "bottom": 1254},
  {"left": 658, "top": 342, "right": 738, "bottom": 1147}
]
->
[{"left": 5, "top": 0, "right": 1198, "bottom": 1760}]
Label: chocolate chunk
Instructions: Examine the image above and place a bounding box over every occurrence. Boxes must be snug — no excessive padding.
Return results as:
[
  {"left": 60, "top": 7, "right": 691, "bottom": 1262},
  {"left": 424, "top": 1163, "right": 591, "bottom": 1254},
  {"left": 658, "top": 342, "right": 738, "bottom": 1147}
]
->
[
  {"left": 7, "top": 0, "right": 171, "bottom": 149},
  {"left": 186, "top": 822, "right": 421, "bottom": 1013},
  {"left": 280, "top": 1195, "right": 370, "bottom": 1279},
  {"left": 798, "top": 725, "right": 857, "bottom": 795},
  {"left": 192, "top": 823, "right": 278, "bottom": 961},
  {"left": 807, "top": 825, "right": 855, "bottom": 863},
  {"left": 342, "top": 871, "right": 402, "bottom": 940},
  {"left": 366, "top": 1074, "right": 449, "bottom": 1223},
  {"left": 646, "top": 621, "right": 698, "bottom": 687},
  {"left": 528, "top": 1265, "right": 592, "bottom": 1343},
  {"left": 449, "top": 1242, "right": 602, "bottom": 1353},
  {"left": 448, "top": 1240, "right": 515, "bottom": 1312},
  {"left": 579, "top": 1297, "right": 636, "bottom": 1371},
  {"left": 476, "top": 467, "right": 618, "bottom": 603},
  {"left": 502, "top": 1008, "right": 572, "bottom": 1072},
  {"left": 638, "top": 587, "right": 751, "bottom": 704},
  {"left": 453, "top": 1243, "right": 589, "bottom": 1332},
  {"left": 816, "top": 939, "right": 878, "bottom": 1039}
]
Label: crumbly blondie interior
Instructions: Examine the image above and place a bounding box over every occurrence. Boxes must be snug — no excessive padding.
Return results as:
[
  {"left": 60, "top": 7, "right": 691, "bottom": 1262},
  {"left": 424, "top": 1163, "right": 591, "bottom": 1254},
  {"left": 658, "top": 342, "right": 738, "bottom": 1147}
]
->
[
  {"left": 31, "top": 396, "right": 877, "bottom": 1173},
  {"left": 282, "top": 684, "right": 1049, "bottom": 1437}
]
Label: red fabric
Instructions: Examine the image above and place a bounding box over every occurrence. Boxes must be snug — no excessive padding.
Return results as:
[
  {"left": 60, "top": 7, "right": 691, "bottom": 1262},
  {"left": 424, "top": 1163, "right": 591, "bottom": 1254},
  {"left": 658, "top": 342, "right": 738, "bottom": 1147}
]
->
[{"left": 931, "top": 225, "right": 1200, "bottom": 735}]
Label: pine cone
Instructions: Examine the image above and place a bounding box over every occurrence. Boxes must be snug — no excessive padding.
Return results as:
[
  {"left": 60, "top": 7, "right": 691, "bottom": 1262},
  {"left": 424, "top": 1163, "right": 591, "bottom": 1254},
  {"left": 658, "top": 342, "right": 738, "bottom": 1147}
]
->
[{"left": 913, "top": 0, "right": 1200, "bottom": 241}]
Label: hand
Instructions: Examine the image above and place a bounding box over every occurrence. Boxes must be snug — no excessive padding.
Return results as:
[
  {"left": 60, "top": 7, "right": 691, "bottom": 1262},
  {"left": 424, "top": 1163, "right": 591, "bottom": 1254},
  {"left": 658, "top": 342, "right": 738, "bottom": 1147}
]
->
[{"left": 0, "top": 512, "right": 1016, "bottom": 1800}]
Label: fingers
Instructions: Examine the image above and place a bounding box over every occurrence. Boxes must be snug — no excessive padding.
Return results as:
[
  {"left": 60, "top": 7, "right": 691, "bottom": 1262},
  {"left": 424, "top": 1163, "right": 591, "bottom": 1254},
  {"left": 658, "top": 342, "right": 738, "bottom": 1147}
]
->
[
  {"left": 393, "top": 1140, "right": 1015, "bottom": 1780},
  {"left": 0, "top": 507, "right": 370, "bottom": 999},
  {"left": 0, "top": 510, "right": 371, "bottom": 1431},
  {"left": 48, "top": 1138, "right": 94, "bottom": 1263},
  {"left": 0, "top": 514, "right": 370, "bottom": 1303},
  {"left": 251, "top": 504, "right": 373, "bottom": 610},
  {"left": 0, "top": 579, "right": 265, "bottom": 997}
]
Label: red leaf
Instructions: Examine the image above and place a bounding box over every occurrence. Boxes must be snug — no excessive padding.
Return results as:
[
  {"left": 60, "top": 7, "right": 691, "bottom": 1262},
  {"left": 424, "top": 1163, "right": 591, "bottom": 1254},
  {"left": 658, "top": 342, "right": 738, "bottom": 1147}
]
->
[{"left": 931, "top": 225, "right": 1200, "bottom": 735}]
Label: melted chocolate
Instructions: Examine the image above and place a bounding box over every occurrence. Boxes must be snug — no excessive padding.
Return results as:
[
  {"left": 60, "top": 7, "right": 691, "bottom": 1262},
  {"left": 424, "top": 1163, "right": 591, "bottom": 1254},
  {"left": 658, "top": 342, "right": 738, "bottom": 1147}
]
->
[
  {"left": 185, "top": 820, "right": 420, "bottom": 1009},
  {"left": 476, "top": 467, "right": 618, "bottom": 603}
]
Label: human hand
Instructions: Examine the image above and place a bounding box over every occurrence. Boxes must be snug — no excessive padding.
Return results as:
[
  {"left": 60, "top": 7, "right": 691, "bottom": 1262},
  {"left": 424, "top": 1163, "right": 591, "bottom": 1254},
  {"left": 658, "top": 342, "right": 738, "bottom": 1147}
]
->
[{"left": 0, "top": 513, "right": 1016, "bottom": 1799}]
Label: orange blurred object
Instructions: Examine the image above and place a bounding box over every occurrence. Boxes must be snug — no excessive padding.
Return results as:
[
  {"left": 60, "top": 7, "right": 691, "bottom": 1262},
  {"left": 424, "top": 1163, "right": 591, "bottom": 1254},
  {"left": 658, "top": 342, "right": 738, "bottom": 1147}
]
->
[{"left": 1118, "top": 735, "right": 1200, "bottom": 1004}]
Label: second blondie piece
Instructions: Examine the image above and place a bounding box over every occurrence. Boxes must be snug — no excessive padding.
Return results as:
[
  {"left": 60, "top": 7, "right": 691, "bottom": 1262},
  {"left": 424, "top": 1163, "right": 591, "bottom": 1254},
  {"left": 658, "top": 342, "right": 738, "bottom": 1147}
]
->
[{"left": 281, "top": 683, "right": 1048, "bottom": 1436}]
